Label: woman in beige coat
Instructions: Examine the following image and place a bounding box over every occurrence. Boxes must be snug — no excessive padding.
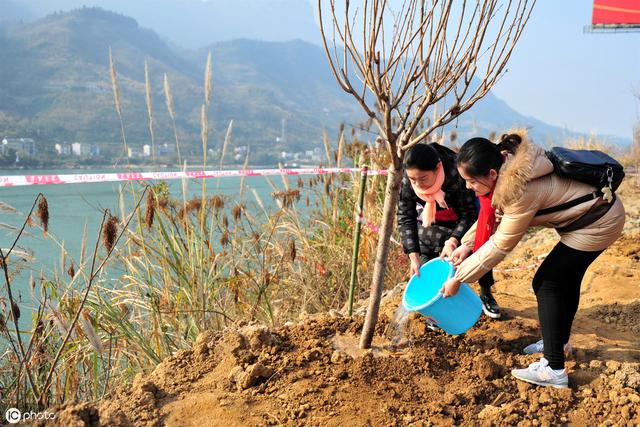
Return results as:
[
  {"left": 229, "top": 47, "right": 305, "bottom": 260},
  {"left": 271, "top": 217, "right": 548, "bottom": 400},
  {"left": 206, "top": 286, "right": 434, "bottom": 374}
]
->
[{"left": 440, "top": 132, "right": 625, "bottom": 388}]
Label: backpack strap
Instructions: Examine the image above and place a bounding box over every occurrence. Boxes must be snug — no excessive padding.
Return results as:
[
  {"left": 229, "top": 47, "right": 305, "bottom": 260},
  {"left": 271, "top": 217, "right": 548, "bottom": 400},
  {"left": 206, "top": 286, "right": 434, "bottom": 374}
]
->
[
  {"left": 556, "top": 194, "right": 616, "bottom": 233},
  {"left": 535, "top": 191, "right": 602, "bottom": 217}
]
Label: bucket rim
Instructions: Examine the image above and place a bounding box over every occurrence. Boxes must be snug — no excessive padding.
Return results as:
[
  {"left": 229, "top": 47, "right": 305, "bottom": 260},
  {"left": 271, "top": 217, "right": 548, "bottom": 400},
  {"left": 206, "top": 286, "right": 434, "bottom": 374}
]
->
[
  {"left": 402, "top": 289, "right": 443, "bottom": 312},
  {"left": 402, "top": 258, "right": 453, "bottom": 312}
]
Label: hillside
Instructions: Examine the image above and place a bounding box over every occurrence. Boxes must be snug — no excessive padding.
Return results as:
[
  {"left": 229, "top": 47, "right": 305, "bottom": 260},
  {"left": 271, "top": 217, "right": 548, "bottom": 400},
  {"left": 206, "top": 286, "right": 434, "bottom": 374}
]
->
[
  {"left": 0, "top": 8, "right": 365, "bottom": 160},
  {"left": 196, "top": 39, "right": 365, "bottom": 150},
  {"left": 0, "top": 7, "right": 629, "bottom": 164},
  {"left": 0, "top": 0, "right": 322, "bottom": 49},
  {"left": 0, "top": 8, "right": 202, "bottom": 146}
]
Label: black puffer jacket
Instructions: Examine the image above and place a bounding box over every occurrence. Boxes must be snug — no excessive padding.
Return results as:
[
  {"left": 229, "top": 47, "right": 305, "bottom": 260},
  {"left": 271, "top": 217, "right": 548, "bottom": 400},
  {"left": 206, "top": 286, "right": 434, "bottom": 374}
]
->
[{"left": 397, "top": 143, "right": 478, "bottom": 254}]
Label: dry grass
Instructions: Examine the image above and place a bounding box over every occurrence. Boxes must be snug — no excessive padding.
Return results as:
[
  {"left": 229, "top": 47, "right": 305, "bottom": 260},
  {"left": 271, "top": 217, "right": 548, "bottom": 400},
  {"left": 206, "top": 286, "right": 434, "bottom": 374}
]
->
[
  {"left": 109, "top": 47, "right": 128, "bottom": 166},
  {"left": 620, "top": 126, "right": 640, "bottom": 172},
  {"left": 0, "top": 138, "right": 406, "bottom": 414},
  {"left": 144, "top": 60, "right": 156, "bottom": 162},
  {"left": 163, "top": 73, "right": 182, "bottom": 165},
  {"left": 0, "top": 54, "right": 408, "bottom": 413},
  {"left": 565, "top": 135, "right": 614, "bottom": 152}
]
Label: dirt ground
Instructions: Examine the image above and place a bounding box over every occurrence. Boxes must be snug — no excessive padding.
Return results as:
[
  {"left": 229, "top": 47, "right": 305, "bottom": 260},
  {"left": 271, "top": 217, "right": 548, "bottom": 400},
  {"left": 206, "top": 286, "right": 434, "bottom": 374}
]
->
[{"left": 41, "top": 181, "right": 640, "bottom": 427}]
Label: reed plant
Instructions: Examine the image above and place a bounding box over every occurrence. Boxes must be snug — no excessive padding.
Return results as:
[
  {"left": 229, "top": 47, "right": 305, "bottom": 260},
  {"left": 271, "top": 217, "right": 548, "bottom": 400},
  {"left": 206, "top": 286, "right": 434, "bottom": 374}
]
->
[
  {"left": 144, "top": 60, "right": 156, "bottom": 163},
  {"left": 0, "top": 53, "right": 407, "bottom": 412},
  {"left": 163, "top": 73, "right": 182, "bottom": 165},
  {"left": 565, "top": 135, "right": 614, "bottom": 152},
  {"left": 0, "top": 189, "right": 147, "bottom": 409},
  {"left": 620, "top": 125, "right": 640, "bottom": 174},
  {"left": 109, "top": 48, "right": 128, "bottom": 167},
  {"left": 0, "top": 138, "right": 406, "bottom": 411}
]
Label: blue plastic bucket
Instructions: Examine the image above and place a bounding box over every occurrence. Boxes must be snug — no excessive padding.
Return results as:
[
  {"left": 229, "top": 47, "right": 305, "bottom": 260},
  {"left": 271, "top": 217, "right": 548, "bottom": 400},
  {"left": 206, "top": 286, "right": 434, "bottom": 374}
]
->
[{"left": 402, "top": 258, "right": 482, "bottom": 335}]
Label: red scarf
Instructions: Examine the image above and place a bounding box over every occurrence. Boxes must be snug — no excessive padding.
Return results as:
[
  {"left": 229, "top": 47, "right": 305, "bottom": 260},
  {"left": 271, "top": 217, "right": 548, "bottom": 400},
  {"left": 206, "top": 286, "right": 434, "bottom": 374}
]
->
[
  {"left": 473, "top": 191, "right": 496, "bottom": 252},
  {"left": 435, "top": 208, "right": 459, "bottom": 222}
]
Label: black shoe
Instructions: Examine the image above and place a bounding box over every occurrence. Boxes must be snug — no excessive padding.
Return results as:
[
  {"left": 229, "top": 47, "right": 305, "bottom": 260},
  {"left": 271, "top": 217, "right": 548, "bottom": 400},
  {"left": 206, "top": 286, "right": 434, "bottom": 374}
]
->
[
  {"left": 426, "top": 319, "right": 440, "bottom": 332},
  {"left": 480, "top": 291, "right": 501, "bottom": 319}
]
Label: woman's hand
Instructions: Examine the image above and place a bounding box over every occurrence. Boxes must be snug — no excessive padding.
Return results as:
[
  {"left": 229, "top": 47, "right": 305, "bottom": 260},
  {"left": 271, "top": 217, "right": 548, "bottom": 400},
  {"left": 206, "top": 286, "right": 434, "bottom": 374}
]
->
[
  {"left": 408, "top": 252, "right": 421, "bottom": 277},
  {"left": 440, "top": 277, "right": 462, "bottom": 298},
  {"left": 449, "top": 244, "right": 472, "bottom": 267},
  {"left": 439, "top": 237, "right": 459, "bottom": 260}
]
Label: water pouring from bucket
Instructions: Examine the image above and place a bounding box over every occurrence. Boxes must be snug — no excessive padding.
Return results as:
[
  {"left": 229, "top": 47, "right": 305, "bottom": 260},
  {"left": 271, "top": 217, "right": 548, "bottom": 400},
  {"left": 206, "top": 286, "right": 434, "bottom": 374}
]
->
[{"left": 402, "top": 258, "right": 482, "bottom": 335}]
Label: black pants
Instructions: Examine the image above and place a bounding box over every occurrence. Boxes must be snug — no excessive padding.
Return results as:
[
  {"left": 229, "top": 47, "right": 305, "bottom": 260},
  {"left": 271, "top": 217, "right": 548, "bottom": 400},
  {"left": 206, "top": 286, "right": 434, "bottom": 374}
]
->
[
  {"left": 419, "top": 226, "right": 494, "bottom": 291},
  {"left": 532, "top": 242, "right": 603, "bottom": 369}
]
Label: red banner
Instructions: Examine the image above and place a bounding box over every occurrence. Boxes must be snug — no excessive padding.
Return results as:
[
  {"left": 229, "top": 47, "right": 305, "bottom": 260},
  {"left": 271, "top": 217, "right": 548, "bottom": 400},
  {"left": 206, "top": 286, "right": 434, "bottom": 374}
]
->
[{"left": 593, "top": 0, "right": 640, "bottom": 25}]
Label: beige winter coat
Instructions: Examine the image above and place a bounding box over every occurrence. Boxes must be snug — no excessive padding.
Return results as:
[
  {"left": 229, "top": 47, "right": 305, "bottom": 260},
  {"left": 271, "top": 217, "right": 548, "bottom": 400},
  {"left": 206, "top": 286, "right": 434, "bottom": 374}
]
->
[{"left": 454, "top": 135, "right": 625, "bottom": 284}]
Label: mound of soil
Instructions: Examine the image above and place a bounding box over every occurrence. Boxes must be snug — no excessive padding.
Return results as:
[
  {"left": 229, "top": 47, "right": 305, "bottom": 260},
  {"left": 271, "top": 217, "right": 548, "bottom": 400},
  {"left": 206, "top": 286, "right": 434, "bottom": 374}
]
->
[
  {"left": 40, "top": 310, "right": 639, "bottom": 426},
  {"left": 589, "top": 302, "right": 640, "bottom": 334}
]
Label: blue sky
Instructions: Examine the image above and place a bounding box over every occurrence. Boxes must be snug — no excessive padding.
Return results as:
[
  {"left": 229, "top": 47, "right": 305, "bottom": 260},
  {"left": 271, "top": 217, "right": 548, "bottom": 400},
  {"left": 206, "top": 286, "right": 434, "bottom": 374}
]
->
[
  {"left": 488, "top": 1, "right": 639, "bottom": 140},
  {"left": 11, "top": 0, "right": 640, "bottom": 140},
  {"left": 313, "top": 0, "right": 639, "bottom": 140}
]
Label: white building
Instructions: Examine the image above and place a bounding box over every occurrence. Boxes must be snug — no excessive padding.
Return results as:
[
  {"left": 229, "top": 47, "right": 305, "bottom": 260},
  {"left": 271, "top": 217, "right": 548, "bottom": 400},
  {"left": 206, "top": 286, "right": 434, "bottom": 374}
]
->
[
  {"left": 55, "top": 142, "right": 72, "bottom": 156},
  {"left": 71, "top": 142, "right": 83, "bottom": 156},
  {"left": 71, "top": 142, "right": 99, "bottom": 157},
  {"left": 2, "top": 137, "right": 37, "bottom": 157}
]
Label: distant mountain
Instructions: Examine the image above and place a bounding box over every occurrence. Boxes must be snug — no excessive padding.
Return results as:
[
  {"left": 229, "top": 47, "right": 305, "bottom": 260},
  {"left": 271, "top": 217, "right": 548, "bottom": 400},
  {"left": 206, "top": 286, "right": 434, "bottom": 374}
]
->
[
  {"left": 197, "top": 39, "right": 364, "bottom": 148},
  {"left": 0, "top": 8, "right": 203, "bottom": 147},
  {"left": 435, "top": 84, "right": 631, "bottom": 148},
  {"left": 0, "top": 8, "right": 629, "bottom": 164},
  {"left": 0, "top": 8, "right": 362, "bottom": 157},
  {"left": 1, "top": 0, "right": 321, "bottom": 49}
]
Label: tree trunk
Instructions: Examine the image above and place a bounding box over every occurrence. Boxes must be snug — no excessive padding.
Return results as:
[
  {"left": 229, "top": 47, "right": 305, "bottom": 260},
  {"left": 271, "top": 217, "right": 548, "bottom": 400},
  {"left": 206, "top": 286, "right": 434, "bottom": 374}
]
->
[{"left": 359, "top": 159, "right": 403, "bottom": 349}]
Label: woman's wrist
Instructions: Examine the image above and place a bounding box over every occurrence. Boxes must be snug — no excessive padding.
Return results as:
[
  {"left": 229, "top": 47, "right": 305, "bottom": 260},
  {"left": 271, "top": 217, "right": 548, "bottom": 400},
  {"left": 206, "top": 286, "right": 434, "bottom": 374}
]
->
[
  {"left": 446, "top": 237, "right": 459, "bottom": 248},
  {"left": 459, "top": 243, "right": 471, "bottom": 253}
]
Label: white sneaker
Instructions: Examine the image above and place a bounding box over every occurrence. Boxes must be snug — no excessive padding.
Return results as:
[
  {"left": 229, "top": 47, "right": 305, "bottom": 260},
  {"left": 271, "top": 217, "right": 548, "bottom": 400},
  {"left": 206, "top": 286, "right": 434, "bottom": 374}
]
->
[
  {"left": 522, "top": 339, "right": 572, "bottom": 355},
  {"left": 511, "top": 358, "right": 569, "bottom": 389}
]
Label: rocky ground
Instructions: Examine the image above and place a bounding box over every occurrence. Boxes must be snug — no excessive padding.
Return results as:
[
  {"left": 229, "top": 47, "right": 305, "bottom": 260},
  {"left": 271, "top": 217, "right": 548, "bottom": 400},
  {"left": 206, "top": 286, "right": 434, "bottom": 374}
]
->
[{"left": 40, "top": 181, "right": 640, "bottom": 426}]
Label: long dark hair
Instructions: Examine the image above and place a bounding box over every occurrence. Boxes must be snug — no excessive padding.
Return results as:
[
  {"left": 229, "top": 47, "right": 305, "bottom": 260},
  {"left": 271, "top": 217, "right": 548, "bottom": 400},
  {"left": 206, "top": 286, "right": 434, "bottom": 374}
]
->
[
  {"left": 403, "top": 143, "right": 440, "bottom": 171},
  {"left": 457, "top": 133, "right": 522, "bottom": 177}
]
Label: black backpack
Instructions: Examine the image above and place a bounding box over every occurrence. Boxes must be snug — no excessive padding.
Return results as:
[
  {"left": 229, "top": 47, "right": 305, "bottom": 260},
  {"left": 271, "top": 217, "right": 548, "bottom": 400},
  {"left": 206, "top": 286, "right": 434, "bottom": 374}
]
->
[{"left": 535, "top": 147, "right": 625, "bottom": 217}]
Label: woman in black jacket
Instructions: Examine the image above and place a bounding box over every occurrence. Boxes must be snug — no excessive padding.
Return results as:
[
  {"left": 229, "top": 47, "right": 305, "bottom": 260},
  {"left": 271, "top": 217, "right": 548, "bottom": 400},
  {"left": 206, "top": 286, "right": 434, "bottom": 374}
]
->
[{"left": 397, "top": 143, "right": 500, "bottom": 318}]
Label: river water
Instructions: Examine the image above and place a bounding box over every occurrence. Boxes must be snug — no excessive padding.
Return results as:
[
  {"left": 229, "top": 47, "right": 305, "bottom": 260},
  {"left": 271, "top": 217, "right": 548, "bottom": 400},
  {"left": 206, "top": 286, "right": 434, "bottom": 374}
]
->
[{"left": 0, "top": 167, "right": 293, "bottom": 326}]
